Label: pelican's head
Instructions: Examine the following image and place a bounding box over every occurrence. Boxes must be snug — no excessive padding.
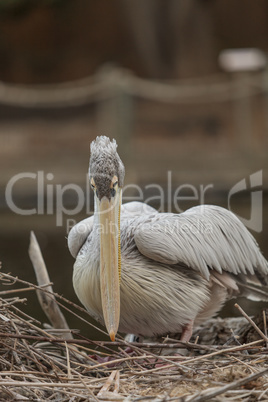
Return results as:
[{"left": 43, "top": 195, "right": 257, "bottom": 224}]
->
[{"left": 89, "top": 136, "right": 125, "bottom": 341}]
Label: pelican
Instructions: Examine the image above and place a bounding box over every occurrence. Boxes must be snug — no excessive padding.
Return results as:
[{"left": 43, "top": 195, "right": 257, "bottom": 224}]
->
[{"left": 68, "top": 136, "right": 268, "bottom": 342}]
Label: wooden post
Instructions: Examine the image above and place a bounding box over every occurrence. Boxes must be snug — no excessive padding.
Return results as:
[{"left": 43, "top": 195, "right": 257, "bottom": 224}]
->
[
  {"left": 96, "top": 66, "right": 133, "bottom": 164},
  {"left": 233, "top": 72, "right": 253, "bottom": 153}
]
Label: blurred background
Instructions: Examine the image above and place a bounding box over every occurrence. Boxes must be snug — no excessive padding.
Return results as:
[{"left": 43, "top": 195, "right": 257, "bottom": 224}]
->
[{"left": 0, "top": 0, "right": 267, "bottom": 338}]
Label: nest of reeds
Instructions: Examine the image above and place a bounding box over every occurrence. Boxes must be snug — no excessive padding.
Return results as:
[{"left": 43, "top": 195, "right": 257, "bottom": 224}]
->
[{"left": 0, "top": 234, "right": 268, "bottom": 401}]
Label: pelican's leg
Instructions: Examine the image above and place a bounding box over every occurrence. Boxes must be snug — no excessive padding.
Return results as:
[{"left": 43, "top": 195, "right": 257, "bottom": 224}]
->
[{"left": 180, "top": 319, "right": 194, "bottom": 342}]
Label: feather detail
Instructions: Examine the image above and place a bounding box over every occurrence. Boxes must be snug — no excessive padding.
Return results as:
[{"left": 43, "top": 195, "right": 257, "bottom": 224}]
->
[{"left": 134, "top": 205, "right": 268, "bottom": 282}]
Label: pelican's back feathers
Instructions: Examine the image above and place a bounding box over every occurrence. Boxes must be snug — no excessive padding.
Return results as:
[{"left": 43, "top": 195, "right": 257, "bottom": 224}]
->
[{"left": 134, "top": 205, "right": 268, "bottom": 299}]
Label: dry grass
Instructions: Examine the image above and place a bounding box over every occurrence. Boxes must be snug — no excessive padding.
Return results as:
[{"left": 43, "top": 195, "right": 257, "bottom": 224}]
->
[{"left": 1, "top": 271, "right": 268, "bottom": 401}]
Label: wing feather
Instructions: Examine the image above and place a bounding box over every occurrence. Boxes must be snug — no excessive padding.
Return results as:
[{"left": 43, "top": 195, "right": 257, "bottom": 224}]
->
[{"left": 134, "top": 205, "right": 268, "bottom": 280}]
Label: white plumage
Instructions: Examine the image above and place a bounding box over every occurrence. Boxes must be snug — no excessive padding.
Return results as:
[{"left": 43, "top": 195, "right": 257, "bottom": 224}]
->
[{"left": 68, "top": 136, "right": 268, "bottom": 341}]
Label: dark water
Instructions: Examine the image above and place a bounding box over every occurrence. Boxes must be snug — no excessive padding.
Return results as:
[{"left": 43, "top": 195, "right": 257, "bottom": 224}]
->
[{"left": 1, "top": 195, "right": 267, "bottom": 340}]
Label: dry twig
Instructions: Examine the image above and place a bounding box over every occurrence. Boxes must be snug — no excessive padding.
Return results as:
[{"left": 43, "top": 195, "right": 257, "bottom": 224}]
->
[
  {"left": 28, "top": 231, "right": 72, "bottom": 340},
  {"left": 235, "top": 303, "right": 268, "bottom": 343}
]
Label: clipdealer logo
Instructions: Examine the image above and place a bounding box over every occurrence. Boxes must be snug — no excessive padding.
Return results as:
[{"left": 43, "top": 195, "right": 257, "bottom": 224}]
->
[
  {"left": 5, "top": 170, "right": 264, "bottom": 233},
  {"left": 228, "top": 170, "right": 263, "bottom": 232},
  {"left": 5, "top": 171, "right": 86, "bottom": 226}
]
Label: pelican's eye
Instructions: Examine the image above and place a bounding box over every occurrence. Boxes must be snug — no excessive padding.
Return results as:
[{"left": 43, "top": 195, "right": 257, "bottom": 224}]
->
[
  {"left": 110, "top": 176, "right": 118, "bottom": 197},
  {"left": 90, "top": 178, "right": 96, "bottom": 190},
  {"left": 110, "top": 187, "right": 116, "bottom": 197}
]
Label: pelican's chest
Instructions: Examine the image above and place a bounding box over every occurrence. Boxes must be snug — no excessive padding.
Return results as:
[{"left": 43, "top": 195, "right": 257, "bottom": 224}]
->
[{"left": 72, "top": 243, "right": 103, "bottom": 322}]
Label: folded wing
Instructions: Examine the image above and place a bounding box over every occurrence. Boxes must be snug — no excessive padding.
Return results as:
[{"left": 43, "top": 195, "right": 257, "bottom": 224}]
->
[{"left": 134, "top": 205, "right": 268, "bottom": 283}]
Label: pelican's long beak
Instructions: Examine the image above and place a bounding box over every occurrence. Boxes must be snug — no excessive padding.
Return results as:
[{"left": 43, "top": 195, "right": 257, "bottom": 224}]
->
[{"left": 97, "top": 190, "right": 121, "bottom": 341}]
